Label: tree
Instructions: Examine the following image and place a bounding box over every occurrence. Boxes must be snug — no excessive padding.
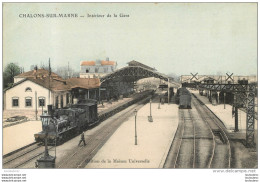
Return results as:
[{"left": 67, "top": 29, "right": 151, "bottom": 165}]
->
[
  {"left": 3, "top": 63, "right": 20, "bottom": 89},
  {"left": 54, "top": 66, "right": 79, "bottom": 79}
]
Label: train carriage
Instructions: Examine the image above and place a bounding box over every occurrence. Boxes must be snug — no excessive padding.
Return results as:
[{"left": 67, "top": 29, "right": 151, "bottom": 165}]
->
[{"left": 175, "top": 87, "right": 192, "bottom": 109}]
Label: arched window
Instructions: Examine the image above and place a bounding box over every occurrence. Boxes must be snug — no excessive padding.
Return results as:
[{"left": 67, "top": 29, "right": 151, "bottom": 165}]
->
[{"left": 25, "top": 87, "right": 32, "bottom": 92}]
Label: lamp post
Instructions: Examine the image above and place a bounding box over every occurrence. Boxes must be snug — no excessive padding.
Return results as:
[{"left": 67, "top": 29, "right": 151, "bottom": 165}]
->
[
  {"left": 158, "top": 97, "right": 161, "bottom": 109},
  {"left": 41, "top": 111, "right": 50, "bottom": 157},
  {"left": 134, "top": 109, "right": 137, "bottom": 145},
  {"left": 36, "top": 111, "right": 55, "bottom": 168},
  {"left": 148, "top": 99, "right": 153, "bottom": 122}
]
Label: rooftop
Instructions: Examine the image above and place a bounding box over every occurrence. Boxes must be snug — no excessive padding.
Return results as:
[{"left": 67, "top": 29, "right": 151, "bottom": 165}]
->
[
  {"left": 80, "top": 60, "right": 116, "bottom": 66},
  {"left": 127, "top": 60, "right": 156, "bottom": 71},
  {"left": 80, "top": 61, "right": 96, "bottom": 66},
  {"left": 66, "top": 78, "right": 100, "bottom": 90},
  {"left": 101, "top": 60, "right": 116, "bottom": 66},
  {"left": 15, "top": 68, "right": 61, "bottom": 79},
  {"left": 5, "top": 76, "right": 100, "bottom": 92}
]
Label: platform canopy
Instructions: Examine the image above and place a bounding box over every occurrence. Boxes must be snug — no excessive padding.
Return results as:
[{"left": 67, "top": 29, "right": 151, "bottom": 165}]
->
[{"left": 100, "top": 66, "right": 180, "bottom": 88}]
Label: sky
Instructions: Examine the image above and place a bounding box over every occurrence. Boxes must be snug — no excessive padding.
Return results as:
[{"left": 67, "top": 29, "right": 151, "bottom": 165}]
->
[{"left": 3, "top": 3, "right": 257, "bottom": 76}]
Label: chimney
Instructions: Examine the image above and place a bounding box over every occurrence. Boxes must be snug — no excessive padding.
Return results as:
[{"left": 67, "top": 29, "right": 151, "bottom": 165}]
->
[
  {"left": 106, "top": 57, "right": 109, "bottom": 61},
  {"left": 33, "top": 66, "right": 38, "bottom": 79}
]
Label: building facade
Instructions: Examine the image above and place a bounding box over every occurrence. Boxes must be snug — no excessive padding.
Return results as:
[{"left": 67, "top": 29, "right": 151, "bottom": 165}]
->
[
  {"left": 80, "top": 58, "right": 117, "bottom": 78},
  {"left": 4, "top": 69, "right": 100, "bottom": 120}
]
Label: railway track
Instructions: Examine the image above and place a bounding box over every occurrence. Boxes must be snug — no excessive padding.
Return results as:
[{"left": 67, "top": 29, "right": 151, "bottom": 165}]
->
[
  {"left": 3, "top": 143, "right": 54, "bottom": 168},
  {"left": 192, "top": 94, "right": 231, "bottom": 168},
  {"left": 57, "top": 95, "right": 152, "bottom": 168},
  {"left": 3, "top": 91, "right": 152, "bottom": 169},
  {"left": 173, "top": 109, "right": 196, "bottom": 168},
  {"left": 164, "top": 94, "right": 231, "bottom": 168}
]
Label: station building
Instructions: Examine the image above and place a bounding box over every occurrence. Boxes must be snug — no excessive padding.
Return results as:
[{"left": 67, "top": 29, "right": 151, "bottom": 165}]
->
[{"left": 3, "top": 68, "right": 100, "bottom": 120}]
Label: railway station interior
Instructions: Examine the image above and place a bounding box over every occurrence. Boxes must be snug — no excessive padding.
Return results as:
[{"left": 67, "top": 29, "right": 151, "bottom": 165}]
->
[{"left": 3, "top": 61, "right": 258, "bottom": 169}]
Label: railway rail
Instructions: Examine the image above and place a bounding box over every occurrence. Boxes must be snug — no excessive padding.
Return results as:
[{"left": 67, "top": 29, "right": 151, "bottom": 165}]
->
[
  {"left": 57, "top": 94, "right": 152, "bottom": 168},
  {"left": 3, "top": 91, "right": 153, "bottom": 169},
  {"left": 173, "top": 109, "right": 196, "bottom": 168},
  {"left": 164, "top": 93, "right": 231, "bottom": 168},
  {"left": 3, "top": 143, "right": 54, "bottom": 168},
  {"left": 192, "top": 94, "right": 231, "bottom": 168}
]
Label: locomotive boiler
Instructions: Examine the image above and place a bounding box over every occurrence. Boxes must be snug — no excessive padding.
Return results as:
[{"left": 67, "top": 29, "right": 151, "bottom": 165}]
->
[{"left": 34, "top": 99, "right": 98, "bottom": 144}]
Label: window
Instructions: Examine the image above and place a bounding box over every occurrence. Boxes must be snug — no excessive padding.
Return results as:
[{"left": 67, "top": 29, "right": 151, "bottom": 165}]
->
[
  {"left": 12, "top": 97, "right": 19, "bottom": 107},
  {"left": 104, "top": 67, "right": 108, "bottom": 73},
  {"left": 25, "top": 87, "right": 32, "bottom": 92},
  {"left": 39, "top": 97, "right": 45, "bottom": 107},
  {"left": 86, "top": 69, "right": 89, "bottom": 73},
  {"left": 95, "top": 67, "right": 99, "bottom": 73},
  {"left": 25, "top": 97, "right": 32, "bottom": 107}
]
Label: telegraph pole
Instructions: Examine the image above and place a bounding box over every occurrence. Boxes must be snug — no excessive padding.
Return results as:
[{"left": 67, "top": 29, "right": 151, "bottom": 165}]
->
[{"left": 48, "top": 58, "right": 51, "bottom": 105}]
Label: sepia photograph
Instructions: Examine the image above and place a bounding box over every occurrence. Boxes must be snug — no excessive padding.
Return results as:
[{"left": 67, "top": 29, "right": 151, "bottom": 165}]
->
[{"left": 1, "top": 2, "right": 258, "bottom": 181}]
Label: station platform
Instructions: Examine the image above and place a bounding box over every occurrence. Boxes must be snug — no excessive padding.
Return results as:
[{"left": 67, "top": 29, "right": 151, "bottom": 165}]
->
[
  {"left": 2, "top": 96, "right": 134, "bottom": 156},
  {"left": 85, "top": 98, "right": 179, "bottom": 168},
  {"left": 3, "top": 121, "right": 42, "bottom": 155},
  {"left": 97, "top": 97, "right": 132, "bottom": 114},
  {"left": 191, "top": 90, "right": 258, "bottom": 142}
]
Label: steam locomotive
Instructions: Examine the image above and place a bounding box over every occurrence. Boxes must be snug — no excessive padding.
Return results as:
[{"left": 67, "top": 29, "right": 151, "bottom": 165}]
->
[
  {"left": 34, "top": 99, "right": 98, "bottom": 144},
  {"left": 175, "top": 87, "right": 192, "bottom": 109}
]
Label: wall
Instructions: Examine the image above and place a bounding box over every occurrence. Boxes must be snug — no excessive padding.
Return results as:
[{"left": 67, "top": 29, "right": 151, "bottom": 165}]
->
[
  {"left": 79, "top": 64, "right": 116, "bottom": 78},
  {"left": 5, "top": 80, "right": 53, "bottom": 110},
  {"left": 4, "top": 80, "right": 54, "bottom": 119},
  {"left": 14, "top": 77, "right": 25, "bottom": 83}
]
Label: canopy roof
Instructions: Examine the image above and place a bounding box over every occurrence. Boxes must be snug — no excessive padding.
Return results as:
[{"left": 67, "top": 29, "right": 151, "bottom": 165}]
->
[{"left": 100, "top": 66, "right": 180, "bottom": 88}]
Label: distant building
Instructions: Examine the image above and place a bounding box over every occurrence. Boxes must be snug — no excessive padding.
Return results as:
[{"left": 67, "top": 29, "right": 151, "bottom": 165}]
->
[{"left": 80, "top": 58, "right": 117, "bottom": 78}]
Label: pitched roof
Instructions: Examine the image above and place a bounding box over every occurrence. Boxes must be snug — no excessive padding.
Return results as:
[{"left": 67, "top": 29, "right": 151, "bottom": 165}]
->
[
  {"left": 80, "top": 61, "right": 96, "bottom": 66},
  {"left": 4, "top": 77, "right": 69, "bottom": 92},
  {"left": 15, "top": 68, "right": 61, "bottom": 79},
  {"left": 66, "top": 78, "right": 100, "bottom": 90},
  {"left": 27, "top": 77, "right": 69, "bottom": 91},
  {"left": 127, "top": 60, "right": 156, "bottom": 71},
  {"left": 5, "top": 77, "right": 100, "bottom": 92},
  {"left": 101, "top": 60, "right": 116, "bottom": 66}
]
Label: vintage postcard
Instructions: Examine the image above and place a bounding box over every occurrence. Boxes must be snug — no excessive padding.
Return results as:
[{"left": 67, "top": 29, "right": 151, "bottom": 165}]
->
[{"left": 1, "top": 2, "right": 258, "bottom": 182}]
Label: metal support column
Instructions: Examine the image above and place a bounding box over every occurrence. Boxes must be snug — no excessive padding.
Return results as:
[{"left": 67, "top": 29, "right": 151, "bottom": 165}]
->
[
  {"left": 217, "top": 91, "right": 220, "bottom": 104},
  {"left": 234, "top": 106, "right": 239, "bottom": 132},
  {"left": 209, "top": 90, "right": 212, "bottom": 102},
  {"left": 99, "top": 88, "right": 101, "bottom": 104},
  {"left": 246, "top": 85, "right": 256, "bottom": 147},
  {"left": 168, "top": 78, "right": 170, "bottom": 104}
]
